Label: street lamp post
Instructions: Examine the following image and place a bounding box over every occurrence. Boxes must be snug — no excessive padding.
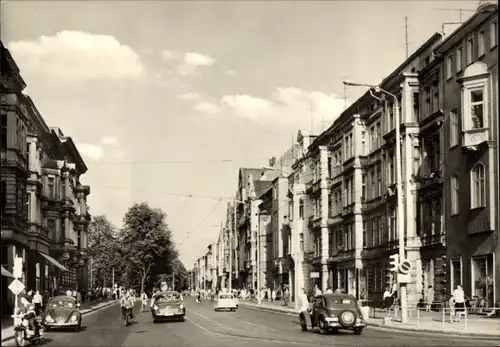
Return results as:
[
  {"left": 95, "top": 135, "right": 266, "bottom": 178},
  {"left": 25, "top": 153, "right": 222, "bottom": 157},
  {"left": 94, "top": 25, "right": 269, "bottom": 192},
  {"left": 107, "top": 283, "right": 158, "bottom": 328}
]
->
[{"left": 343, "top": 80, "right": 408, "bottom": 323}]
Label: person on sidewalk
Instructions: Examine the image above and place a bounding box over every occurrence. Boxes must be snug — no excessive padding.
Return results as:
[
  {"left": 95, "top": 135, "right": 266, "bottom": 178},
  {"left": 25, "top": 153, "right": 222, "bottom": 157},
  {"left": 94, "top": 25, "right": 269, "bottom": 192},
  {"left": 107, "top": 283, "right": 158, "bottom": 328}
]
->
[
  {"left": 141, "top": 292, "right": 148, "bottom": 312},
  {"left": 453, "top": 285, "right": 466, "bottom": 322},
  {"left": 298, "top": 288, "right": 311, "bottom": 328},
  {"left": 448, "top": 294, "right": 456, "bottom": 321},
  {"left": 425, "top": 285, "right": 434, "bottom": 312},
  {"left": 32, "top": 291, "right": 43, "bottom": 316},
  {"left": 325, "top": 287, "right": 333, "bottom": 294},
  {"left": 283, "top": 287, "right": 290, "bottom": 307},
  {"left": 313, "top": 284, "right": 322, "bottom": 296}
]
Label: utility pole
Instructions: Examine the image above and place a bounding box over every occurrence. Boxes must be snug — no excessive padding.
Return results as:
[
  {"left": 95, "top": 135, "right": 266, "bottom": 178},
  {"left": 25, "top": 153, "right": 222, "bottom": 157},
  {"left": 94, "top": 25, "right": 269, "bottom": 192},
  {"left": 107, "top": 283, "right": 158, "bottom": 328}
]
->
[
  {"left": 111, "top": 268, "right": 115, "bottom": 290},
  {"left": 404, "top": 16, "right": 409, "bottom": 58},
  {"left": 343, "top": 77, "right": 348, "bottom": 111},
  {"left": 172, "top": 271, "right": 175, "bottom": 290}
]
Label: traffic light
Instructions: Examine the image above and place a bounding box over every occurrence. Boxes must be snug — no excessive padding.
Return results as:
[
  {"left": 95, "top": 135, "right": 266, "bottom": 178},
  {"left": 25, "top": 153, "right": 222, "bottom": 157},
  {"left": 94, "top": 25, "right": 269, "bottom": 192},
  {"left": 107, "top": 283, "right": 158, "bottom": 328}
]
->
[
  {"left": 389, "top": 254, "right": 399, "bottom": 272},
  {"left": 13, "top": 257, "right": 23, "bottom": 279},
  {"left": 440, "top": 255, "right": 447, "bottom": 285}
]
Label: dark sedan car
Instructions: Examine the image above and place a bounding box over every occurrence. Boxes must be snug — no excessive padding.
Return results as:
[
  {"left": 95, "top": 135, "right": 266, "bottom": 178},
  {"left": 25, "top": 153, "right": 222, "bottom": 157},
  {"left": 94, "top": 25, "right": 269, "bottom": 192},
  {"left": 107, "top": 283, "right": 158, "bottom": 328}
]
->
[
  {"left": 151, "top": 291, "right": 185, "bottom": 322},
  {"left": 43, "top": 296, "right": 82, "bottom": 332},
  {"left": 299, "top": 293, "right": 366, "bottom": 335}
]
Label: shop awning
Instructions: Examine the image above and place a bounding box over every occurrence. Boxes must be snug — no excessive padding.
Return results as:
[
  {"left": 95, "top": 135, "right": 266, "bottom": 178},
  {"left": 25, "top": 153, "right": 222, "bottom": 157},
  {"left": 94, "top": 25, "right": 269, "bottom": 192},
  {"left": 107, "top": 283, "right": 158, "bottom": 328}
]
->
[
  {"left": 39, "top": 252, "right": 69, "bottom": 272},
  {"left": 1, "top": 266, "right": 14, "bottom": 278}
]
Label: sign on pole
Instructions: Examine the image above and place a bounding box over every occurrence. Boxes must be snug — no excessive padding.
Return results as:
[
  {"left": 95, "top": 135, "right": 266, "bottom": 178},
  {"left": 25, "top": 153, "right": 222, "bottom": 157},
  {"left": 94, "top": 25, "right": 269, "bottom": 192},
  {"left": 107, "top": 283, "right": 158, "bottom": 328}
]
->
[
  {"left": 13, "top": 257, "right": 23, "bottom": 279},
  {"left": 397, "top": 273, "right": 411, "bottom": 284},
  {"left": 399, "top": 260, "right": 412, "bottom": 275},
  {"left": 9, "top": 279, "right": 25, "bottom": 295}
]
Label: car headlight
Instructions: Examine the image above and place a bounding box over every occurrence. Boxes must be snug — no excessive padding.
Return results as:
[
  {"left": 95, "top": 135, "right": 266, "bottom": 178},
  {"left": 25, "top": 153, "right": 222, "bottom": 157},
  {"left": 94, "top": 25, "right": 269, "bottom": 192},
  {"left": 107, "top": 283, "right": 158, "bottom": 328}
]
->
[
  {"left": 70, "top": 315, "right": 78, "bottom": 322},
  {"left": 153, "top": 305, "right": 158, "bottom": 311},
  {"left": 179, "top": 304, "right": 184, "bottom": 310},
  {"left": 45, "top": 316, "right": 54, "bottom": 323}
]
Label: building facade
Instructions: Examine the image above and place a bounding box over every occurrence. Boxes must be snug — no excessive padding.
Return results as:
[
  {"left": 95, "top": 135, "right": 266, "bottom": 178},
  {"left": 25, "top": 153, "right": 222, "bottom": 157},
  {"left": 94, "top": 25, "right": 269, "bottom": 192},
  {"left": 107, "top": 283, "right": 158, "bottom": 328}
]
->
[
  {"left": 436, "top": 2, "right": 498, "bottom": 307},
  {"left": 1, "top": 42, "right": 92, "bottom": 316}
]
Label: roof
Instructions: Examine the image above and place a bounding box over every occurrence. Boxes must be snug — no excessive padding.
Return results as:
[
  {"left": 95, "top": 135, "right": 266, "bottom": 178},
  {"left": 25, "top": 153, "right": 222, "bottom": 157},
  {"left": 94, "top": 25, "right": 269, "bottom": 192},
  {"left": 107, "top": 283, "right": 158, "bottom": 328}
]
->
[{"left": 254, "top": 180, "right": 273, "bottom": 198}]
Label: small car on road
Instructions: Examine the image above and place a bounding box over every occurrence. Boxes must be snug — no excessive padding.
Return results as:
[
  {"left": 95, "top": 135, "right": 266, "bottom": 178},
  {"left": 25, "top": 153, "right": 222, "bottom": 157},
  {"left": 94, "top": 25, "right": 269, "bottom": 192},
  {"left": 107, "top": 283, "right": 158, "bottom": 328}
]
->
[
  {"left": 151, "top": 291, "right": 185, "bottom": 322},
  {"left": 214, "top": 293, "right": 238, "bottom": 311},
  {"left": 299, "top": 293, "right": 365, "bottom": 335},
  {"left": 42, "top": 296, "right": 82, "bottom": 332}
]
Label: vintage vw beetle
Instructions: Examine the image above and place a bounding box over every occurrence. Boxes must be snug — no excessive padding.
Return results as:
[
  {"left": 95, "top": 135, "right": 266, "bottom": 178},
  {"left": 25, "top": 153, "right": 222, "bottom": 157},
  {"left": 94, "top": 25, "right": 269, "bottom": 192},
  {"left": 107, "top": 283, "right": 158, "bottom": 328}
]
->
[
  {"left": 299, "top": 293, "right": 365, "bottom": 335},
  {"left": 42, "top": 296, "right": 82, "bottom": 332},
  {"left": 151, "top": 291, "right": 185, "bottom": 322}
]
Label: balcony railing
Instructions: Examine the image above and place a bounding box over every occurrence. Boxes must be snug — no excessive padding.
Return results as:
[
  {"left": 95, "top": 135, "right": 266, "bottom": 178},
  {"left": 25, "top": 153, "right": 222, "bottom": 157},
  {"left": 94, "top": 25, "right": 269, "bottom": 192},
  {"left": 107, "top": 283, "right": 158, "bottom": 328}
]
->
[{"left": 421, "top": 232, "right": 445, "bottom": 246}]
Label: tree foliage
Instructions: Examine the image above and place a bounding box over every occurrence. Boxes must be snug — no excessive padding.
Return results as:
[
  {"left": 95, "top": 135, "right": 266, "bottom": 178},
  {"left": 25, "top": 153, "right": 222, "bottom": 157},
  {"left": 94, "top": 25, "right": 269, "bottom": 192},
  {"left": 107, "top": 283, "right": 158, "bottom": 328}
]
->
[
  {"left": 119, "top": 202, "right": 177, "bottom": 293},
  {"left": 88, "top": 215, "right": 124, "bottom": 288}
]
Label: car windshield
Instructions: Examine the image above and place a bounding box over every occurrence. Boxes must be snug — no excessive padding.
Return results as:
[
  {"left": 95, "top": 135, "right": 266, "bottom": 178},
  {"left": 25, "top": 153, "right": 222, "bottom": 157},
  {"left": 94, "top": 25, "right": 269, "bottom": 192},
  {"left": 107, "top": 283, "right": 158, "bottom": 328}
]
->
[
  {"left": 155, "top": 294, "right": 180, "bottom": 304},
  {"left": 219, "top": 294, "right": 234, "bottom": 299},
  {"left": 325, "top": 297, "right": 356, "bottom": 307},
  {"left": 48, "top": 299, "right": 75, "bottom": 309}
]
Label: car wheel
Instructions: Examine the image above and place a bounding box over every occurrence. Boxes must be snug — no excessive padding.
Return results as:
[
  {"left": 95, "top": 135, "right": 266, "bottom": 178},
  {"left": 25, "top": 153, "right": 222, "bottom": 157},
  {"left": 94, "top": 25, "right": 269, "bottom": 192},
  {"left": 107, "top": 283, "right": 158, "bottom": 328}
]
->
[
  {"left": 354, "top": 328, "right": 362, "bottom": 335},
  {"left": 332, "top": 328, "right": 339, "bottom": 334},
  {"left": 299, "top": 316, "right": 308, "bottom": 331},
  {"left": 318, "top": 317, "right": 328, "bottom": 334},
  {"left": 214, "top": 308, "right": 218, "bottom": 312},
  {"left": 179, "top": 316, "right": 185, "bottom": 322}
]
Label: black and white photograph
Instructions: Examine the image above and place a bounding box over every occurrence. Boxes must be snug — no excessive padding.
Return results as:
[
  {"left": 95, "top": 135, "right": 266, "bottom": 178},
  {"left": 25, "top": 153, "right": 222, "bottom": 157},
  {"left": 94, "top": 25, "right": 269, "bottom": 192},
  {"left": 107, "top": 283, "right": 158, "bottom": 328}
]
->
[{"left": 1, "top": 0, "right": 499, "bottom": 346}]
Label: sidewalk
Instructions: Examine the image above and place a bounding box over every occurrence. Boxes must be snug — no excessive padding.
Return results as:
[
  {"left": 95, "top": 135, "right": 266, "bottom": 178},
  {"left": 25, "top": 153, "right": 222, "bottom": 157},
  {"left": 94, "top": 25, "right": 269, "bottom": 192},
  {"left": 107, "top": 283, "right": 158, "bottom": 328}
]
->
[
  {"left": 239, "top": 300, "right": 500, "bottom": 339},
  {"left": 1, "top": 299, "right": 118, "bottom": 343}
]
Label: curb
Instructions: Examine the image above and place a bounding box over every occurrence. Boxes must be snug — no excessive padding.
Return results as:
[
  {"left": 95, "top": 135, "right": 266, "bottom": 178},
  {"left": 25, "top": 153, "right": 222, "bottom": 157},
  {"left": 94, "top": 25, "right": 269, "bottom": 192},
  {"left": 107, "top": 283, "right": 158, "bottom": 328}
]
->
[
  {"left": 239, "top": 303, "right": 500, "bottom": 340},
  {"left": 1, "top": 300, "right": 118, "bottom": 344}
]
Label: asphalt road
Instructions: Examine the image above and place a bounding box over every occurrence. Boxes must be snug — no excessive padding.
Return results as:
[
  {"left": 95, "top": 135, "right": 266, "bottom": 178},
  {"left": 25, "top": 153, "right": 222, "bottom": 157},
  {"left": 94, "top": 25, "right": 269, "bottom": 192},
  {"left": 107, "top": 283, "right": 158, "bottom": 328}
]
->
[{"left": 3, "top": 297, "right": 500, "bottom": 347}]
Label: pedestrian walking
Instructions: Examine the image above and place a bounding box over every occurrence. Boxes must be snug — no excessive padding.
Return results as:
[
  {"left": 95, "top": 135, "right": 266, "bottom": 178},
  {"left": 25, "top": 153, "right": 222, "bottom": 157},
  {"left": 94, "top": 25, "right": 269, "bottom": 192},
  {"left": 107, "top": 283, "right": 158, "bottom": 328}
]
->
[
  {"left": 452, "top": 284, "right": 466, "bottom": 322},
  {"left": 425, "top": 285, "right": 434, "bottom": 312},
  {"left": 32, "top": 291, "right": 43, "bottom": 315},
  {"left": 141, "top": 292, "right": 148, "bottom": 312}
]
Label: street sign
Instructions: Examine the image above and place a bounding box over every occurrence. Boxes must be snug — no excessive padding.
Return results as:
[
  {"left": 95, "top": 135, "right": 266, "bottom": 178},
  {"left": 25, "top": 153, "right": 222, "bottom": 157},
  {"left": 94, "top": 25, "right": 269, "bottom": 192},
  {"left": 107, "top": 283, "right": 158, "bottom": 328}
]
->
[
  {"left": 399, "top": 260, "right": 411, "bottom": 274},
  {"left": 310, "top": 272, "right": 320, "bottom": 278},
  {"left": 8, "top": 279, "right": 25, "bottom": 295},
  {"left": 397, "top": 273, "right": 411, "bottom": 284}
]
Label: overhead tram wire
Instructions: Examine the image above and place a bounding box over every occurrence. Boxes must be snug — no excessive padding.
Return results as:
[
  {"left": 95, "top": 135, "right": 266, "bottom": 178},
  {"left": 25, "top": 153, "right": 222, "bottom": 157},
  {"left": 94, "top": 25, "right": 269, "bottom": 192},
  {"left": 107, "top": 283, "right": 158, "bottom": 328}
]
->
[
  {"left": 93, "top": 185, "right": 234, "bottom": 200},
  {"left": 85, "top": 157, "right": 273, "bottom": 165},
  {"left": 178, "top": 198, "right": 224, "bottom": 248}
]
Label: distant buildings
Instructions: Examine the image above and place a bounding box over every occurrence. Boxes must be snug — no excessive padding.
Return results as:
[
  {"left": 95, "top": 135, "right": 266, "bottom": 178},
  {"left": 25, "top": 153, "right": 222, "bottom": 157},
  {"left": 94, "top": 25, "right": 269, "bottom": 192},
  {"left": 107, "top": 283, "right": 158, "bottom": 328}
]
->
[
  {"left": 193, "top": 3, "right": 498, "bottom": 309},
  {"left": 1, "top": 41, "right": 91, "bottom": 315}
]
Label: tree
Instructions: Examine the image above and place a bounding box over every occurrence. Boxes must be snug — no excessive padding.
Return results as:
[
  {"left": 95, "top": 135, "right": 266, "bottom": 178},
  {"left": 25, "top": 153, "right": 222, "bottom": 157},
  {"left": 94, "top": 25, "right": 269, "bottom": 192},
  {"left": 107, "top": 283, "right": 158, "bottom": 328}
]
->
[
  {"left": 120, "top": 202, "right": 177, "bottom": 294},
  {"left": 88, "top": 215, "right": 123, "bottom": 288}
]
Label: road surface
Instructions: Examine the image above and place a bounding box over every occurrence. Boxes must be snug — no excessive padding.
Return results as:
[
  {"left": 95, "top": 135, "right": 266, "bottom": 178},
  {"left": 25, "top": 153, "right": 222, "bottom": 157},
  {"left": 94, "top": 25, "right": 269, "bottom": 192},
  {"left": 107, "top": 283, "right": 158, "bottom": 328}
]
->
[{"left": 4, "top": 297, "right": 499, "bottom": 346}]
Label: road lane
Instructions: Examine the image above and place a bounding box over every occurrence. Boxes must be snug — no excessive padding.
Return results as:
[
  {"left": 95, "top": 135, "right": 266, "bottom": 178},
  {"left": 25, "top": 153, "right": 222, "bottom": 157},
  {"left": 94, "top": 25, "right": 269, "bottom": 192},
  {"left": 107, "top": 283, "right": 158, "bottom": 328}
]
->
[{"left": 4, "top": 298, "right": 499, "bottom": 347}]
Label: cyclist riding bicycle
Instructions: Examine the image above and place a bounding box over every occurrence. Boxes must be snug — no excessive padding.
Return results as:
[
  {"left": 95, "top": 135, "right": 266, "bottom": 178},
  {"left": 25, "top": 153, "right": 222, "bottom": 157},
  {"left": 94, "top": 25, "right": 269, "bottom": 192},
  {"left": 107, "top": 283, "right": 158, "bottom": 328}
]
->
[{"left": 120, "top": 291, "right": 135, "bottom": 325}]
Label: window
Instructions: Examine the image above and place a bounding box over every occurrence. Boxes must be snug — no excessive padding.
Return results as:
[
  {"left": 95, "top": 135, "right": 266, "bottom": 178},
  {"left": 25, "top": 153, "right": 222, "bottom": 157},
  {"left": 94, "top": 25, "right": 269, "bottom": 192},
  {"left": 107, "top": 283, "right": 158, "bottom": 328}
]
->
[
  {"left": 491, "top": 20, "right": 498, "bottom": 48},
  {"left": 466, "top": 37, "right": 474, "bottom": 65},
  {"left": 273, "top": 187, "right": 277, "bottom": 200},
  {"left": 44, "top": 265, "right": 49, "bottom": 291},
  {"left": 456, "top": 47, "right": 463, "bottom": 72},
  {"left": 26, "top": 192, "right": 31, "bottom": 222},
  {"left": 432, "top": 83, "right": 439, "bottom": 112},
  {"left": 376, "top": 164, "right": 382, "bottom": 197},
  {"left": 298, "top": 199, "right": 304, "bottom": 219},
  {"left": 372, "top": 218, "right": 378, "bottom": 246},
  {"left": 424, "top": 87, "right": 431, "bottom": 117},
  {"left": 361, "top": 131, "right": 367, "bottom": 155},
  {"left": 478, "top": 30, "right": 485, "bottom": 57},
  {"left": 36, "top": 263, "right": 40, "bottom": 291},
  {"left": 361, "top": 174, "right": 366, "bottom": 202},
  {"left": 47, "top": 177, "right": 55, "bottom": 199},
  {"left": 451, "top": 175, "right": 459, "bottom": 215},
  {"left": 299, "top": 233, "right": 304, "bottom": 252},
  {"left": 446, "top": 55, "right": 453, "bottom": 79},
  {"left": 370, "top": 168, "right": 376, "bottom": 200},
  {"left": 451, "top": 258, "right": 462, "bottom": 290},
  {"left": 449, "top": 109, "right": 459, "bottom": 147},
  {"left": 470, "top": 89, "right": 484, "bottom": 128},
  {"left": 378, "top": 218, "right": 384, "bottom": 245},
  {"left": 412, "top": 92, "right": 420, "bottom": 122},
  {"left": 362, "top": 221, "right": 367, "bottom": 247},
  {"left": 0, "top": 114, "right": 7, "bottom": 150},
  {"left": 388, "top": 104, "right": 394, "bottom": 130},
  {"left": 471, "top": 163, "right": 486, "bottom": 208}
]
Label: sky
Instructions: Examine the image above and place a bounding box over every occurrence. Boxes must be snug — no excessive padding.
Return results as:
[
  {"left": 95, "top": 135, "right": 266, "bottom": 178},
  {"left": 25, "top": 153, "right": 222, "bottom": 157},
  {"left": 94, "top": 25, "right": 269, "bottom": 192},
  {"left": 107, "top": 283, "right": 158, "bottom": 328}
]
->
[{"left": 2, "top": 0, "right": 482, "bottom": 268}]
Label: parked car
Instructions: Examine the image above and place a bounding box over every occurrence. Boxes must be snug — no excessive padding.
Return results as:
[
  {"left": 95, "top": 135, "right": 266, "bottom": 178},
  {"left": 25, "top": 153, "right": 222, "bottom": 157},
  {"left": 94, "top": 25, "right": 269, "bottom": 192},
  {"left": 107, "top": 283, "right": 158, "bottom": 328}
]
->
[
  {"left": 299, "top": 293, "right": 365, "bottom": 335},
  {"left": 151, "top": 291, "right": 185, "bottom": 322},
  {"left": 214, "top": 293, "right": 238, "bottom": 312},
  {"left": 43, "top": 296, "right": 82, "bottom": 332}
]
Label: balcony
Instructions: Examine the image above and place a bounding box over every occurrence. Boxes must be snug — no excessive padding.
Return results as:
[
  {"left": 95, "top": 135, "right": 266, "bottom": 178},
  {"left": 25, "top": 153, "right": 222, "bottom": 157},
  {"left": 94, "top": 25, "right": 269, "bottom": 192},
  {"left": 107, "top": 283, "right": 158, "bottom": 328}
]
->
[
  {"left": 463, "top": 128, "right": 489, "bottom": 150},
  {"left": 342, "top": 203, "right": 355, "bottom": 215},
  {"left": 311, "top": 180, "right": 321, "bottom": 194},
  {"left": 421, "top": 232, "right": 445, "bottom": 247},
  {"left": 305, "top": 180, "right": 314, "bottom": 193},
  {"left": 415, "top": 170, "right": 443, "bottom": 191},
  {"left": 308, "top": 216, "right": 321, "bottom": 230}
]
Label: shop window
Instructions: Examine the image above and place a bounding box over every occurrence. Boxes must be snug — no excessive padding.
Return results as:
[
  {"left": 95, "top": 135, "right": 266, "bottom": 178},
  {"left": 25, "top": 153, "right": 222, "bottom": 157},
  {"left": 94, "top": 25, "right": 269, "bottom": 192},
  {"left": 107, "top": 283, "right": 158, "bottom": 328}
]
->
[
  {"left": 471, "top": 255, "right": 494, "bottom": 307},
  {"left": 36, "top": 263, "right": 40, "bottom": 291}
]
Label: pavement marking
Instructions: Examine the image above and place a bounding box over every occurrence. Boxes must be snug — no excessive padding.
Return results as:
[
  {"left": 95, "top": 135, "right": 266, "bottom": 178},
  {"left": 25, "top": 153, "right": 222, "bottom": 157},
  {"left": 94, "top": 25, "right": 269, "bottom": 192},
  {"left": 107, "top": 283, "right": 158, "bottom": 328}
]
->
[{"left": 185, "top": 316, "right": 214, "bottom": 334}]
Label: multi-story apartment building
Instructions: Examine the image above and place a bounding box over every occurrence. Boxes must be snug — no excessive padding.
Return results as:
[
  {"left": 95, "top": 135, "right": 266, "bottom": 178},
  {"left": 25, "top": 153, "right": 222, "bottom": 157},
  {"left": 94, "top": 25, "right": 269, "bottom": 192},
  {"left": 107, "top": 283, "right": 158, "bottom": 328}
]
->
[
  {"left": 1, "top": 43, "right": 91, "bottom": 315},
  {"left": 1, "top": 41, "right": 30, "bottom": 314},
  {"left": 288, "top": 33, "right": 446, "bottom": 305},
  {"left": 288, "top": 130, "right": 316, "bottom": 306},
  {"left": 436, "top": 2, "right": 498, "bottom": 307}
]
